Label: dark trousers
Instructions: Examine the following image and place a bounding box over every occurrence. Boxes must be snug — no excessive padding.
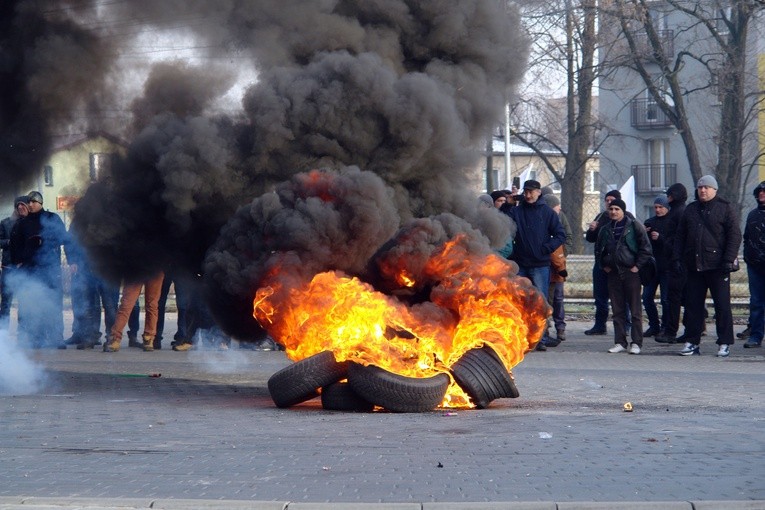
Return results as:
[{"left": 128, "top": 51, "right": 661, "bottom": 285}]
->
[
  {"left": 0, "top": 267, "right": 15, "bottom": 327},
  {"left": 664, "top": 267, "right": 685, "bottom": 336},
  {"left": 156, "top": 274, "right": 188, "bottom": 341},
  {"left": 607, "top": 269, "right": 643, "bottom": 347},
  {"left": 684, "top": 269, "right": 734, "bottom": 346},
  {"left": 592, "top": 264, "right": 609, "bottom": 329},
  {"left": 548, "top": 281, "right": 565, "bottom": 331},
  {"left": 641, "top": 269, "right": 669, "bottom": 330}
]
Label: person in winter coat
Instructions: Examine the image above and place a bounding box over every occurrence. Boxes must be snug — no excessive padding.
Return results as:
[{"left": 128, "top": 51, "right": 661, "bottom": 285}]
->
[
  {"left": 654, "top": 182, "right": 688, "bottom": 343},
  {"left": 742, "top": 181, "right": 765, "bottom": 348},
  {"left": 0, "top": 196, "right": 30, "bottom": 329},
  {"left": 584, "top": 190, "right": 633, "bottom": 335},
  {"left": 595, "top": 198, "right": 652, "bottom": 354},
  {"left": 545, "top": 194, "right": 569, "bottom": 344},
  {"left": 641, "top": 196, "right": 672, "bottom": 337},
  {"left": 674, "top": 175, "right": 741, "bottom": 357},
  {"left": 9, "top": 191, "right": 71, "bottom": 348},
  {"left": 507, "top": 180, "right": 566, "bottom": 351}
]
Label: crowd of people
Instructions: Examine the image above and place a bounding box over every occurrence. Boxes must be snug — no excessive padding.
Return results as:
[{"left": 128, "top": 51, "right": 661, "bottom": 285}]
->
[
  {"left": 2, "top": 179, "right": 764, "bottom": 357},
  {"left": 0, "top": 191, "right": 244, "bottom": 352},
  {"left": 486, "top": 175, "right": 765, "bottom": 356}
]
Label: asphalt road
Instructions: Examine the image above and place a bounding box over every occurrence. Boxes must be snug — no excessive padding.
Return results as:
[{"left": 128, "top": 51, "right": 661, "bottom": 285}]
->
[{"left": 1, "top": 314, "right": 763, "bottom": 509}]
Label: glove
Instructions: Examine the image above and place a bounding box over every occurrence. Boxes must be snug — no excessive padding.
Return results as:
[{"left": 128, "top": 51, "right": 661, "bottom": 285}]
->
[
  {"left": 558, "top": 270, "right": 568, "bottom": 278},
  {"left": 723, "top": 262, "right": 735, "bottom": 273}
]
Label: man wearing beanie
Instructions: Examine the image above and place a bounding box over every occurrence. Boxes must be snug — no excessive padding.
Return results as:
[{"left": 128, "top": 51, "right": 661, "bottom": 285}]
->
[
  {"left": 741, "top": 181, "right": 765, "bottom": 348},
  {"left": 653, "top": 182, "right": 689, "bottom": 343},
  {"left": 9, "top": 191, "right": 72, "bottom": 348},
  {"left": 674, "top": 175, "right": 741, "bottom": 357},
  {"left": 585, "top": 189, "right": 633, "bottom": 335},
  {"left": 595, "top": 198, "right": 652, "bottom": 354},
  {"left": 641, "top": 196, "right": 672, "bottom": 340},
  {"left": 507, "top": 179, "right": 566, "bottom": 351}
]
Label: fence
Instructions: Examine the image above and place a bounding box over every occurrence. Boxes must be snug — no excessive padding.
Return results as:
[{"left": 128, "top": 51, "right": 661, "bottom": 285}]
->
[{"left": 563, "top": 254, "right": 750, "bottom": 300}]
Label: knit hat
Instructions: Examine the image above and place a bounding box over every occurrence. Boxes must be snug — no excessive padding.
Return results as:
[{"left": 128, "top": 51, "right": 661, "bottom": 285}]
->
[
  {"left": 489, "top": 190, "right": 505, "bottom": 202},
  {"left": 27, "top": 191, "right": 43, "bottom": 204},
  {"left": 752, "top": 181, "right": 765, "bottom": 198},
  {"left": 605, "top": 189, "right": 622, "bottom": 200},
  {"left": 14, "top": 195, "right": 30, "bottom": 208},
  {"left": 545, "top": 194, "right": 560, "bottom": 208},
  {"left": 609, "top": 198, "right": 627, "bottom": 212},
  {"left": 541, "top": 186, "right": 554, "bottom": 196},
  {"left": 478, "top": 194, "right": 494, "bottom": 207},
  {"left": 653, "top": 196, "right": 670, "bottom": 209},
  {"left": 696, "top": 175, "right": 718, "bottom": 190}
]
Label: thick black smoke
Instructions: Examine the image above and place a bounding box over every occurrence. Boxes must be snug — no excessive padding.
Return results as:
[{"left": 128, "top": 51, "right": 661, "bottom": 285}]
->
[
  {"left": 9, "top": 1, "right": 529, "bottom": 341},
  {"left": 0, "top": 0, "right": 114, "bottom": 189}
]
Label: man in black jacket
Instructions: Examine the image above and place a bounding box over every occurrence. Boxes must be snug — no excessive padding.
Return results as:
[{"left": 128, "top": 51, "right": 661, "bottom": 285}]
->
[
  {"left": 655, "top": 183, "right": 688, "bottom": 343},
  {"left": 742, "top": 181, "right": 765, "bottom": 348},
  {"left": 674, "top": 175, "right": 741, "bottom": 357},
  {"left": 0, "top": 196, "right": 30, "bottom": 329}
]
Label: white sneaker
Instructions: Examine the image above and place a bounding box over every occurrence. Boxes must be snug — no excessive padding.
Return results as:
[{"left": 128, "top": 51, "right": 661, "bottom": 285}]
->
[
  {"left": 629, "top": 343, "right": 641, "bottom": 355},
  {"left": 717, "top": 344, "right": 730, "bottom": 357},
  {"left": 608, "top": 344, "right": 627, "bottom": 353}
]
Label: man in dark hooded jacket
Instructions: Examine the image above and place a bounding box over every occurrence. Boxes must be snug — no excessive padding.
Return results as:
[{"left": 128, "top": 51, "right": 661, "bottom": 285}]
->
[{"left": 654, "top": 182, "right": 687, "bottom": 343}]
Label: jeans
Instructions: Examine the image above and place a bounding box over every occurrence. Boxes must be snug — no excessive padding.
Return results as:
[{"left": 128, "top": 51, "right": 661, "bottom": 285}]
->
[
  {"left": 548, "top": 281, "right": 565, "bottom": 331},
  {"left": 518, "top": 265, "right": 551, "bottom": 342},
  {"left": 747, "top": 265, "right": 765, "bottom": 343}
]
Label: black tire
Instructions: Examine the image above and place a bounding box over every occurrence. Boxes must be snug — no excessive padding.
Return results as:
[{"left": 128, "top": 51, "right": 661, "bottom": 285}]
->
[
  {"left": 321, "top": 381, "right": 375, "bottom": 412},
  {"left": 451, "top": 345, "right": 519, "bottom": 409},
  {"left": 347, "top": 363, "right": 450, "bottom": 413},
  {"left": 267, "top": 351, "right": 349, "bottom": 408}
]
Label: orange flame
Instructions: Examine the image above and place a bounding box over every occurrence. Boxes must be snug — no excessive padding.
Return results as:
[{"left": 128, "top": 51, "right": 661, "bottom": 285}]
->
[{"left": 253, "top": 235, "right": 549, "bottom": 408}]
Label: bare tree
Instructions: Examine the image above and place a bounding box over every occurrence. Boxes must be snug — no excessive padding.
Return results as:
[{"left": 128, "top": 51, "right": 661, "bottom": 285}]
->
[
  {"left": 510, "top": 0, "right": 601, "bottom": 253},
  {"left": 601, "top": 0, "right": 765, "bottom": 202}
]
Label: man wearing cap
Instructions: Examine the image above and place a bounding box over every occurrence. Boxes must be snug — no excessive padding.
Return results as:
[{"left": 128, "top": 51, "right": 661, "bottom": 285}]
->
[
  {"left": 507, "top": 179, "right": 566, "bottom": 351},
  {"left": 0, "top": 196, "right": 31, "bottom": 329},
  {"left": 9, "top": 191, "right": 71, "bottom": 348},
  {"left": 585, "top": 189, "right": 634, "bottom": 335},
  {"left": 595, "top": 198, "right": 652, "bottom": 354},
  {"left": 674, "top": 175, "right": 741, "bottom": 357},
  {"left": 742, "top": 181, "right": 765, "bottom": 348},
  {"left": 641, "top": 196, "right": 672, "bottom": 338}
]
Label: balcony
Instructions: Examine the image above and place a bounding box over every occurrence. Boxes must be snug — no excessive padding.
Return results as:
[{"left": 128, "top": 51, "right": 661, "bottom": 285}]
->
[
  {"left": 630, "top": 29, "right": 674, "bottom": 62},
  {"left": 632, "top": 164, "right": 677, "bottom": 194},
  {"left": 630, "top": 98, "right": 674, "bottom": 129}
]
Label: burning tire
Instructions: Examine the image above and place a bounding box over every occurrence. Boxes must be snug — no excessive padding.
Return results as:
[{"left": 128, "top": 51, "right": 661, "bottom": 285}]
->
[
  {"left": 347, "top": 363, "right": 450, "bottom": 413},
  {"left": 321, "top": 381, "right": 375, "bottom": 412},
  {"left": 268, "top": 351, "right": 349, "bottom": 408},
  {"left": 450, "top": 345, "right": 519, "bottom": 409}
]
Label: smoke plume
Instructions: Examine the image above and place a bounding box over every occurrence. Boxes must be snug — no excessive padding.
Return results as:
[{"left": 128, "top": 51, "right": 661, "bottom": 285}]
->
[{"left": 6, "top": 1, "right": 529, "bottom": 341}]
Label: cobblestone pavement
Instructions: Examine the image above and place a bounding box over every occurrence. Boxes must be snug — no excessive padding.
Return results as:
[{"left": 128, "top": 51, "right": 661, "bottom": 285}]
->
[{"left": 1, "top": 314, "right": 763, "bottom": 509}]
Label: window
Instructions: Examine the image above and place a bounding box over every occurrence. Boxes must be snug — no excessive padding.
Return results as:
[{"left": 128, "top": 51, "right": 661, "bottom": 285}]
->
[
  {"left": 585, "top": 170, "right": 599, "bottom": 193},
  {"left": 43, "top": 165, "right": 53, "bottom": 186},
  {"left": 89, "top": 152, "right": 115, "bottom": 182},
  {"left": 648, "top": 139, "right": 671, "bottom": 189}
]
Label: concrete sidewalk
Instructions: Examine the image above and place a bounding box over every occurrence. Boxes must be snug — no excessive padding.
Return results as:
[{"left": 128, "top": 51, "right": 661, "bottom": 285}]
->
[{"left": 1, "top": 317, "right": 764, "bottom": 509}]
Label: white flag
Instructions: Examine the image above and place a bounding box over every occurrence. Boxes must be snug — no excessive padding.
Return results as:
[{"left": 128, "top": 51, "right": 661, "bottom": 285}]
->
[
  {"left": 619, "top": 176, "right": 636, "bottom": 215},
  {"left": 518, "top": 163, "right": 533, "bottom": 188}
]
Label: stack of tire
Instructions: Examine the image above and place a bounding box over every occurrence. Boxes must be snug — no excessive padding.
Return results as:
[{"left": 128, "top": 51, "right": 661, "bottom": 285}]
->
[{"left": 267, "top": 346, "right": 519, "bottom": 412}]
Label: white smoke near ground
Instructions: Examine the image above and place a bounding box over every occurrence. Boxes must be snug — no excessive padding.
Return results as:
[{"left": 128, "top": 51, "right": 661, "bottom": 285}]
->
[{"left": 0, "top": 329, "right": 47, "bottom": 395}]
